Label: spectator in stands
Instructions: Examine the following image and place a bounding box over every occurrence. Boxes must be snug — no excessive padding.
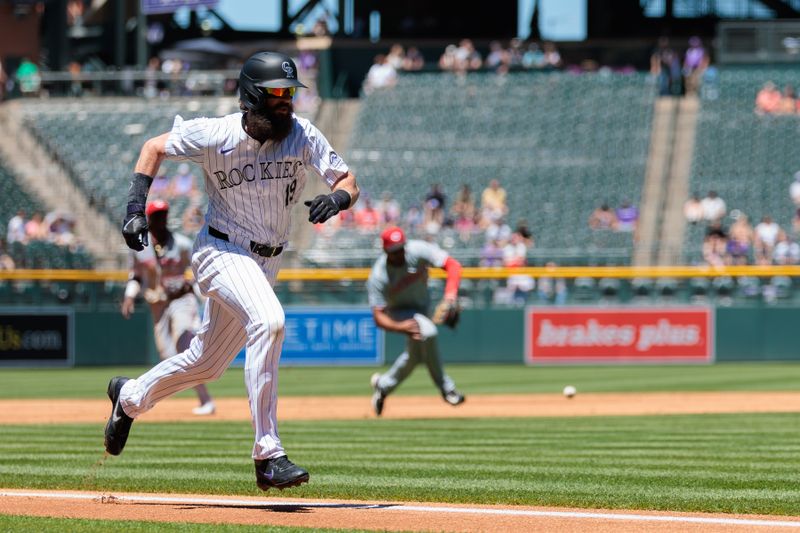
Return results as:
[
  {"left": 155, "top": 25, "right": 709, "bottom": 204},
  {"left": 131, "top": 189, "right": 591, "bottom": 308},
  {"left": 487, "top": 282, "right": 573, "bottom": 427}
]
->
[
  {"left": 522, "top": 42, "right": 546, "bottom": 69},
  {"left": 67, "top": 61, "right": 83, "bottom": 97},
  {"left": 144, "top": 56, "right": 161, "bottom": 99},
  {"left": 376, "top": 191, "right": 401, "bottom": 224},
  {"left": 15, "top": 58, "right": 41, "bottom": 97},
  {"left": 777, "top": 84, "right": 798, "bottom": 115},
  {"left": 363, "top": 54, "right": 398, "bottom": 95},
  {"left": 651, "top": 37, "right": 682, "bottom": 96},
  {"left": 588, "top": 203, "right": 618, "bottom": 231},
  {"left": 479, "top": 238, "right": 504, "bottom": 267},
  {"left": 453, "top": 209, "right": 477, "bottom": 243},
  {"left": 425, "top": 183, "right": 446, "bottom": 213},
  {"left": 0, "top": 236, "right": 13, "bottom": 269},
  {"left": 773, "top": 233, "right": 800, "bottom": 265},
  {"left": 790, "top": 171, "right": 800, "bottom": 206},
  {"left": 354, "top": 197, "right": 382, "bottom": 232},
  {"left": 615, "top": 199, "right": 639, "bottom": 233},
  {"left": 754, "top": 215, "right": 783, "bottom": 265},
  {"left": 503, "top": 231, "right": 528, "bottom": 268},
  {"left": 311, "top": 16, "right": 330, "bottom": 36},
  {"left": 703, "top": 221, "right": 728, "bottom": 267},
  {"left": 149, "top": 173, "right": 172, "bottom": 200},
  {"left": 486, "top": 41, "right": 510, "bottom": 74},
  {"left": 386, "top": 44, "right": 406, "bottom": 70},
  {"left": 486, "top": 216, "right": 512, "bottom": 244},
  {"left": 755, "top": 81, "right": 782, "bottom": 115},
  {"left": 7, "top": 209, "right": 26, "bottom": 244},
  {"left": 682, "top": 36, "right": 709, "bottom": 96},
  {"left": 453, "top": 39, "right": 482, "bottom": 73},
  {"left": 403, "top": 47, "right": 425, "bottom": 71},
  {"left": 403, "top": 205, "right": 423, "bottom": 233},
  {"left": 450, "top": 184, "right": 476, "bottom": 222},
  {"left": 542, "top": 42, "right": 563, "bottom": 70},
  {"left": 701, "top": 190, "right": 726, "bottom": 222},
  {"left": 514, "top": 218, "right": 534, "bottom": 247},
  {"left": 24, "top": 212, "right": 47, "bottom": 241},
  {"left": 537, "top": 261, "right": 567, "bottom": 305},
  {"left": 727, "top": 212, "right": 753, "bottom": 265},
  {"left": 793, "top": 207, "right": 800, "bottom": 236},
  {"left": 481, "top": 179, "right": 508, "bottom": 223},
  {"left": 683, "top": 193, "right": 704, "bottom": 224},
  {"left": 439, "top": 44, "right": 458, "bottom": 71},
  {"left": 507, "top": 38, "right": 525, "bottom": 69},
  {"left": 170, "top": 163, "right": 198, "bottom": 199},
  {"left": 45, "top": 211, "right": 76, "bottom": 247},
  {"left": 182, "top": 203, "right": 204, "bottom": 236}
]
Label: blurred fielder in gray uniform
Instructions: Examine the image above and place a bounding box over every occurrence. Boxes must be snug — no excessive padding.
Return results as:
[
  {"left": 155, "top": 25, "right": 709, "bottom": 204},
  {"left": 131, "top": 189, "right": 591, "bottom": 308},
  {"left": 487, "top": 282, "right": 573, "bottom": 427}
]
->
[
  {"left": 367, "top": 226, "right": 466, "bottom": 416},
  {"left": 121, "top": 200, "right": 215, "bottom": 415}
]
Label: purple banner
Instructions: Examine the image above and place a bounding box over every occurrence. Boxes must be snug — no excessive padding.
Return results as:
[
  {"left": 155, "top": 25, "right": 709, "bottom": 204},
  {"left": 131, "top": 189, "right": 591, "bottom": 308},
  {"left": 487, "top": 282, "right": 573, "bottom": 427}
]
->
[{"left": 141, "top": 0, "right": 218, "bottom": 15}]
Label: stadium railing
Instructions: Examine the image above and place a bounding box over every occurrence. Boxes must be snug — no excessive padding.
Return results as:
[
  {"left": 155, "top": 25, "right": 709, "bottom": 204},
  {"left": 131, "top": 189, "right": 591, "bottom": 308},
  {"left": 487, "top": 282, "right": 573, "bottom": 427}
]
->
[{"left": 1, "top": 265, "right": 798, "bottom": 311}]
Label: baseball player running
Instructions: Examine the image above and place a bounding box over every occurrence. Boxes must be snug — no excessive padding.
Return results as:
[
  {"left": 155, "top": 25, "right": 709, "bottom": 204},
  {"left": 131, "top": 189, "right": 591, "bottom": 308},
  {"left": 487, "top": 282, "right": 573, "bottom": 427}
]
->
[
  {"left": 105, "top": 51, "right": 360, "bottom": 492},
  {"left": 367, "top": 226, "right": 466, "bottom": 416},
  {"left": 121, "top": 199, "right": 215, "bottom": 416}
]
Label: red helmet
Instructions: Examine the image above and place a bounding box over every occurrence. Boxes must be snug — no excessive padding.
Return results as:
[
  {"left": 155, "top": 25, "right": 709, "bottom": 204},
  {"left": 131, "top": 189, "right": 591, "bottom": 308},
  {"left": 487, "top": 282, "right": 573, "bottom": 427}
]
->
[
  {"left": 145, "top": 200, "right": 169, "bottom": 217},
  {"left": 380, "top": 226, "right": 406, "bottom": 252}
]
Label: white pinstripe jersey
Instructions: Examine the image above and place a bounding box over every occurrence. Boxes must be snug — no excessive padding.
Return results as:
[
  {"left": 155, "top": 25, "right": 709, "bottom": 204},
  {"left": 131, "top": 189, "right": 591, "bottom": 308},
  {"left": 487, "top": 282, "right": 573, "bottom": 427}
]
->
[{"left": 164, "top": 112, "right": 349, "bottom": 245}]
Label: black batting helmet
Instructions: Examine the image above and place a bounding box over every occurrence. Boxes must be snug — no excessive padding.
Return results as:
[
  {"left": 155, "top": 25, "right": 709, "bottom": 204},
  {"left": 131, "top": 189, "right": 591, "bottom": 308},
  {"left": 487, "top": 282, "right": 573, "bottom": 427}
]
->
[{"left": 239, "top": 51, "right": 307, "bottom": 111}]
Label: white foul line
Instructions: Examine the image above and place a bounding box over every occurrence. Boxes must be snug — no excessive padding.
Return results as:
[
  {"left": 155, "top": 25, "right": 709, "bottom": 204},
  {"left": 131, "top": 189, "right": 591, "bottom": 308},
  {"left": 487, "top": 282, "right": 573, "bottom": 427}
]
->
[{"left": 2, "top": 490, "right": 800, "bottom": 529}]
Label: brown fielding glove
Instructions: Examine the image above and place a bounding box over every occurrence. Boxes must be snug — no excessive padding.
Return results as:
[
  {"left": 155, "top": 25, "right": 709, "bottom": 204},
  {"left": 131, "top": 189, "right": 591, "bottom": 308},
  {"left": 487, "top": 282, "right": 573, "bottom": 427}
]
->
[{"left": 432, "top": 299, "right": 460, "bottom": 328}]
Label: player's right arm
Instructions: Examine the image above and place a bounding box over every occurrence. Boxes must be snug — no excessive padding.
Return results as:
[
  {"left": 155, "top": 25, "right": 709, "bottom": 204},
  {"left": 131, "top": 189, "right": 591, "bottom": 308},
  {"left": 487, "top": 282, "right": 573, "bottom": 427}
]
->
[
  {"left": 372, "top": 306, "right": 421, "bottom": 340},
  {"left": 134, "top": 132, "right": 170, "bottom": 177},
  {"left": 122, "top": 132, "right": 170, "bottom": 252},
  {"left": 123, "top": 115, "right": 210, "bottom": 251},
  {"left": 366, "top": 265, "right": 421, "bottom": 339}
]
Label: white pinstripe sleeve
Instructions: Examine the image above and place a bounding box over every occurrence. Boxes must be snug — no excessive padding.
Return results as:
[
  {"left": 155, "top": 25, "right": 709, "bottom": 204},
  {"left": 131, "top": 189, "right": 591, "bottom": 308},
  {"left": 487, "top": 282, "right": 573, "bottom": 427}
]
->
[
  {"left": 303, "top": 123, "right": 349, "bottom": 187},
  {"left": 164, "top": 115, "right": 210, "bottom": 164}
]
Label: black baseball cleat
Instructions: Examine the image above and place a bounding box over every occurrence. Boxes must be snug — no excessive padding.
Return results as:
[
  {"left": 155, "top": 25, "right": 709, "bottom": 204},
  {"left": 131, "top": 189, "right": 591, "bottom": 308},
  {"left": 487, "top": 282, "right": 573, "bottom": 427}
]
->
[
  {"left": 370, "top": 372, "right": 385, "bottom": 416},
  {"left": 104, "top": 376, "right": 134, "bottom": 456},
  {"left": 254, "top": 456, "right": 310, "bottom": 491},
  {"left": 443, "top": 390, "right": 465, "bottom": 406}
]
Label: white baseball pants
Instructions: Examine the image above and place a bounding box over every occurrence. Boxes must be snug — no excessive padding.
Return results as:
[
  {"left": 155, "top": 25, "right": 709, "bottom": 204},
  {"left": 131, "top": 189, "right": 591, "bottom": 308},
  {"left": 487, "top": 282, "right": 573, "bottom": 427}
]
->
[{"left": 120, "top": 227, "right": 286, "bottom": 460}]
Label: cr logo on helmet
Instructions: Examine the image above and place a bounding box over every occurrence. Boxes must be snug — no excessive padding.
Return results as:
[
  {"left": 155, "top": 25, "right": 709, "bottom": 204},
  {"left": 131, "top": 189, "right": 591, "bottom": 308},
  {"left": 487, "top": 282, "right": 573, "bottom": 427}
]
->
[{"left": 281, "top": 61, "right": 295, "bottom": 78}]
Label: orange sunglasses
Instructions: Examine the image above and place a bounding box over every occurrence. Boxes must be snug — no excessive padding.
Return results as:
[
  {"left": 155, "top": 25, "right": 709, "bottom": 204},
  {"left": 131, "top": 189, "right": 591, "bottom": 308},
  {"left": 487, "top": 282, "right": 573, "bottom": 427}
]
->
[{"left": 263, "top": 87, "right": 297, "bottom": 98}]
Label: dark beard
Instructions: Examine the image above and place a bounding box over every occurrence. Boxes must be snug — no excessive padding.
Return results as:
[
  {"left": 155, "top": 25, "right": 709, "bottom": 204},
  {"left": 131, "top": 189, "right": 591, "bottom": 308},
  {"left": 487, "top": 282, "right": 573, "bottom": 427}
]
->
[{"left": 243, "top": 104, "right": 294, "bottom": 143}]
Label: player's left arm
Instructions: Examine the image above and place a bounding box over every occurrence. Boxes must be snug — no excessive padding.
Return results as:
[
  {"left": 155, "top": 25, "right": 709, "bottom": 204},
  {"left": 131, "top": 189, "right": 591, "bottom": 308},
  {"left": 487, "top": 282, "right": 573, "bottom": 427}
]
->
[
  {"left": 440, "top": 256, "right": 462, "bottom": 303},
  {"left": 303, "top": 124, "right": 359, "bottom": 224},
  {"left": 331, "top": 171, "right": 360, "bottom": 207}
]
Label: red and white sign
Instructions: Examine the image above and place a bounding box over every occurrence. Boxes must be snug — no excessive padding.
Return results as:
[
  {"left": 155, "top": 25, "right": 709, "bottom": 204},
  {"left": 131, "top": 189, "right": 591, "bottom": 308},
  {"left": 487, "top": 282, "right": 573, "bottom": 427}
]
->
[{"left": 525, "top": 307, "right": 714, "bottom": 364}]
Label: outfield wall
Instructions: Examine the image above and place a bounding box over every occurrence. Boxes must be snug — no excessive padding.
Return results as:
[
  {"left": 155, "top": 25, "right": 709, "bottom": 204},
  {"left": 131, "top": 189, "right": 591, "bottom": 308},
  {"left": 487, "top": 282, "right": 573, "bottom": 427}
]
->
[{"left": 20, "top": 306, "right": 793, "bottom": 367}]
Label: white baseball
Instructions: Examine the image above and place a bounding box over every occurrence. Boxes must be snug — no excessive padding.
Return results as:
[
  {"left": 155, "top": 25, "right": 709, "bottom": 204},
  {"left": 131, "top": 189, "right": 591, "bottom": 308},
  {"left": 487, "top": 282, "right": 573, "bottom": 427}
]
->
[{"left": 563, "top": 385, "right": 577, "bottom": 398}]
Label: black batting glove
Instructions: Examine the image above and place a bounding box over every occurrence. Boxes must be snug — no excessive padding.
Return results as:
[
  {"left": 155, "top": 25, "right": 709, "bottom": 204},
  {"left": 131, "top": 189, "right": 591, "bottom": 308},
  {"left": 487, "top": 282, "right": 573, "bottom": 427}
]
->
[
  {"left": 122, "top": 211, "right": 149, "bottom": 251},
  {"left": 304, "top": 190, "right": 351, "bottom": 224}
]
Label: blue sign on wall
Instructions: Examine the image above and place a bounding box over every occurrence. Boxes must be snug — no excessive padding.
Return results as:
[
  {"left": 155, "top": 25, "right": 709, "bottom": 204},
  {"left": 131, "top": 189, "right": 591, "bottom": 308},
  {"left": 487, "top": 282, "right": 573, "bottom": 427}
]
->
[
  {"left": 141, "top": 0, "right": 218, "bottom": 15},
  {"left": 233, "top": 307, "right": 383, "bottom": 367}
]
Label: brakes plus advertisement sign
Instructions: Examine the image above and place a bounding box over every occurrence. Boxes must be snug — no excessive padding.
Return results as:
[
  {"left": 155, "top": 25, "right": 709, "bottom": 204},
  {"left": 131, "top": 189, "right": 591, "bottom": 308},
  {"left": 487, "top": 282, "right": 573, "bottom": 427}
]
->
[{"left": 525, "top": 307, "right": 713, "bottom": 364}]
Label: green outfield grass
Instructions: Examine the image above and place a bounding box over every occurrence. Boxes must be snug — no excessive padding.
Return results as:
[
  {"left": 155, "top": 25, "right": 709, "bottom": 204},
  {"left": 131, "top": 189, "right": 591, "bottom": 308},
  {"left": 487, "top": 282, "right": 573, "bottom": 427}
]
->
[
  {"left": 0, "top": 363, "right": 798, "bottom": 399},
  {"left": 0, "top": 516, "right": 367, "bottom": 533},
  {"left": 1, "top": 414, "right": 800, "bottom": 515}
]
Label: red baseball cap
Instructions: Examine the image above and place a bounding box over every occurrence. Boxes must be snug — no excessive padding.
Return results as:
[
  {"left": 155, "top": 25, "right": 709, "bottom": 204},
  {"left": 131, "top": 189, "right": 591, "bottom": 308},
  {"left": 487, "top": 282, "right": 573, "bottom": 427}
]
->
[
  {"left": 380, "top": 226, "right": 406, "bottom": 252},
  {"left": 145, "top": 200, "right": 169, "bottom": 217}
]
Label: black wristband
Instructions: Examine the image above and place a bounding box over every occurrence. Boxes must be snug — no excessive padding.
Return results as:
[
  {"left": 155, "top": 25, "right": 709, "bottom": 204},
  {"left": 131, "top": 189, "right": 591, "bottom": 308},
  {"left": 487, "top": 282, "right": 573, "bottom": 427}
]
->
[
  {"left": 330, "top": 189, "right": 351, "bottom": 210},
  {"left": 126, "top": 172, "right": 153, "bottom": 214}
]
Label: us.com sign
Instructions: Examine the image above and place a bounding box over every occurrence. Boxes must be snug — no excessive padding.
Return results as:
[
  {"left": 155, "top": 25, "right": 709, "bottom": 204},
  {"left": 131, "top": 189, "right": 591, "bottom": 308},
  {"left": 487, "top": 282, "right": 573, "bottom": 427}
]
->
[
  {"left": 525, "top": 307, "right": 714, "bottom": 364},
  {"left": 0, "top": 310, "right": 73, "bottom": 365}
]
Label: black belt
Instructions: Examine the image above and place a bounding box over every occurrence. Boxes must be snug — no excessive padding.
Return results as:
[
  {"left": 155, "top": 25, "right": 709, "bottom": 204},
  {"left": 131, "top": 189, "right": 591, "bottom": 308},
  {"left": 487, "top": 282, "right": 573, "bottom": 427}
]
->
[{"left": 208, "top": 226, "right": 283, "bottom": 258}]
